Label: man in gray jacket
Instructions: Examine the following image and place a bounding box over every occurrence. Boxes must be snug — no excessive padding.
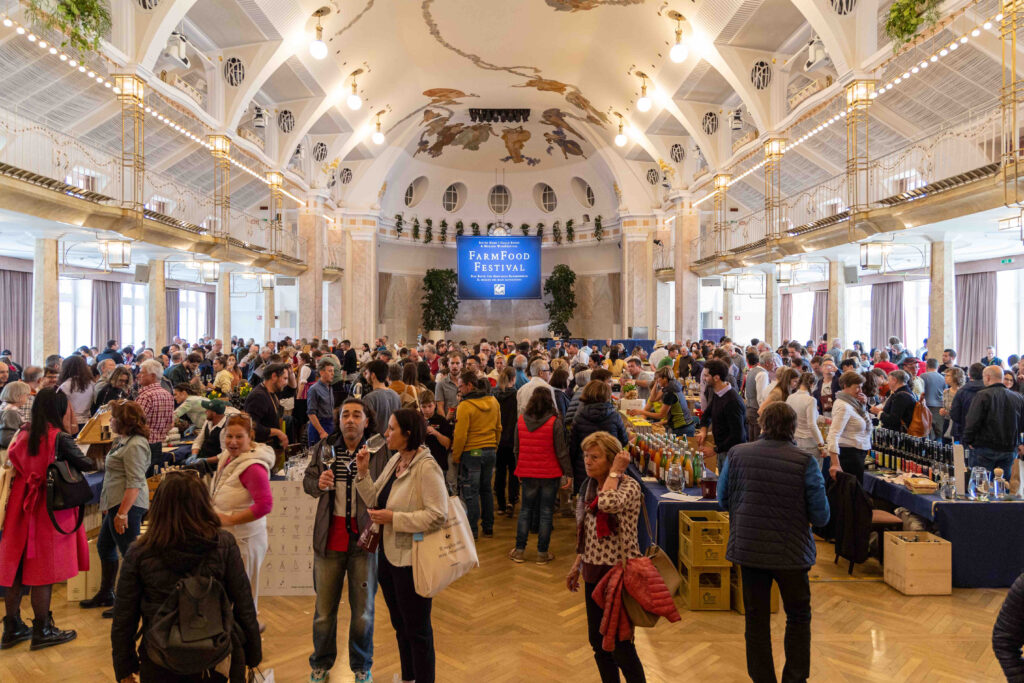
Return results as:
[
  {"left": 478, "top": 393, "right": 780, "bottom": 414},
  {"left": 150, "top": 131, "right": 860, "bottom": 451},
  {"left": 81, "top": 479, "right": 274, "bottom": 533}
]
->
[{"left": 303, "top": 397, "right": 388, "bottom": 683}]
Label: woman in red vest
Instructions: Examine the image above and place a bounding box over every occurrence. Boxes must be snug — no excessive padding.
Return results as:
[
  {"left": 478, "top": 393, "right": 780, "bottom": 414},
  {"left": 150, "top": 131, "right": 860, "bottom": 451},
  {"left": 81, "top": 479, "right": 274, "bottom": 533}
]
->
[{"left": 507, "top": 387, "right": 572, "bottom": 565}]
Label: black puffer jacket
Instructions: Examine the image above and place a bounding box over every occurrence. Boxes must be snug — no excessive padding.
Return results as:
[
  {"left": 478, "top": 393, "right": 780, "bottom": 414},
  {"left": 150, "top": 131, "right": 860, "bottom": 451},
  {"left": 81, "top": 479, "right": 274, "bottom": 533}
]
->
[
  {"left": 569, "top": 401, "right": 629, "bottom": 492},
  {"left": 994, "top": 572, "right": 1024, "bottom": 682},
  {"left": 111, "top": 530, "right": 261, "bottom": 682},
  {"left": 494, "top": 387, "right": 518, "bottom": 449},
  {"left": 879, "top": 384, "right": 917, "bottom": 433}
]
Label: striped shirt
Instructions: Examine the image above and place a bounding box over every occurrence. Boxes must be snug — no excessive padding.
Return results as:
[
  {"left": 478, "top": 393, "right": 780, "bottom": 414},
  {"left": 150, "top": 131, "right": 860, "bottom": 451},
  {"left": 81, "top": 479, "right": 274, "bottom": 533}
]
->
[{"left": 136, "top": 382, "right": 174, "bottom": 444}]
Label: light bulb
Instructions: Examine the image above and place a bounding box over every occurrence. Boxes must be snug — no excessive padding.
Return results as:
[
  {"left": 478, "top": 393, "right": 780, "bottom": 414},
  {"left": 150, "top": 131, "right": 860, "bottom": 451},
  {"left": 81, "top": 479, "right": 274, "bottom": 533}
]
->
[
  {"left": 670, "top": 30, "right": 687, "bottom": 63},
  {"left": 347, "top": 93, "right": 362, "bottom": 110},
  {"left": 372, "top": 129, "right": 385, "bottom": 145},
  {"left": 614, "top": 131, "right": 627, "bottom": 147},
  {"left": 637, "top": 96, "right": 651, "bottom": 112},
  {"left": 2, "top": 19, "right": 12, "bottom": 28},
  {"left": 309, "top": 25, "right": 327, "bottom": 60}
]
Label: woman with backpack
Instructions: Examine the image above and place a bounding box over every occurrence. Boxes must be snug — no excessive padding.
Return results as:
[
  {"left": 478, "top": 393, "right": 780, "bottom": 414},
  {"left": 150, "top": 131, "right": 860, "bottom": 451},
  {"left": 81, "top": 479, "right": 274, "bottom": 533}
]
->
[
  {"left": 0, "top": 388, "right": 94, "bottom": 650},
  {"left": 111, "top": 472, "right": 262, "bottom": 683}
]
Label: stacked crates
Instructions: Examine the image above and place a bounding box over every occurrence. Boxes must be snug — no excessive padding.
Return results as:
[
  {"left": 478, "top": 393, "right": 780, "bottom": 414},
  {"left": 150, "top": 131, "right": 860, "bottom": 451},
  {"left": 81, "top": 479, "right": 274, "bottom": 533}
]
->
[{"left": 678, "top": 510, "right": 730, "bottom": 610}]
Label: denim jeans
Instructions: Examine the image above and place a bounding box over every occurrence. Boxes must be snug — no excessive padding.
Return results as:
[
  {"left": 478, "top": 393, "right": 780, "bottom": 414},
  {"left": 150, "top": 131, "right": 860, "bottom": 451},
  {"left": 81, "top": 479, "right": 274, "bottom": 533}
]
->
[
  {"left": 740, "top": 566, "right": 812, "bottom": 683},
  {"left": 97, "top": 505, "right": 145, "bottom": 563},
  {"left": 969, "top": 447, "right": 1016, "bottom": 477},
  {"left": 309, "top": 546, "right": 377, "bottom": 673},
  {"left": 459, "top": 448, "right": 496, "bottom": 537},
  {"left": 516, "top": 477, "right": 560, "bottom": 553},
  {"left": 671, "top": 422, "right": 697, "bottom": 438},
  {"left": 307, "top": 417, "right": 334, "bottom": 449}
]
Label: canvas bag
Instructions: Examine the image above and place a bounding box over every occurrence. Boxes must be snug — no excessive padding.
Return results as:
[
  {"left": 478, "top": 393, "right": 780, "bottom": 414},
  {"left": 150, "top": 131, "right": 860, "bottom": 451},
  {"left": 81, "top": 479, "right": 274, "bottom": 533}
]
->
[
  {"left": 0, "top": 461, "right": 13, "bottom": 532},
  {"left": 412, "top": 494, "right": 478, "bottom": 598},
  {"left": 622, "top": 498, "right": 682, "bottom": 628},
  {"left": 907, "top": 393, "right": 932, "bottom": 437}
]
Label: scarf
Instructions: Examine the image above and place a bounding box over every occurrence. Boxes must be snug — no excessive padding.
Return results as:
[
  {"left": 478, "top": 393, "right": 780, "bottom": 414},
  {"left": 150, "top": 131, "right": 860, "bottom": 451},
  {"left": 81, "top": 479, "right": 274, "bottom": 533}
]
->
[
  {"left": 835, "top": 390, "right": 869, "bottom": 422},
  {"left": 575, "top": 478, "right": 619, "bottom": 557}
]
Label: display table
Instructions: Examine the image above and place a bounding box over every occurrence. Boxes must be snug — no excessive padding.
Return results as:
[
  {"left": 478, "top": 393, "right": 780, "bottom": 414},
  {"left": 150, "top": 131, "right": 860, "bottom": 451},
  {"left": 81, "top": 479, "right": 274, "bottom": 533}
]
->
[
  {"left": 864, "top": 471, "right": 1024, "bottom": 588},
  {"left": 86, "top": 471, "right": 104, "bottom": 505},
  {"left": 637, "top": 477, "right": 722, "bottom": 562}
]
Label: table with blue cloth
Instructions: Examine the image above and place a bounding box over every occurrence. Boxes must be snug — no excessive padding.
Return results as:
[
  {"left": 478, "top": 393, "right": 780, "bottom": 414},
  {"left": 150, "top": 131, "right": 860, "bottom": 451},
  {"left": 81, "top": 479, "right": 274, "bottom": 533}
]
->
[
  {"left": 636, "top": 477, "right": 722, "bottom": 562},
  {"left": 86, "top": 471, "right": 104, "bottom": 505},
  {"left": 863, "top": 471, "right": 1024, "bottom": 588}
]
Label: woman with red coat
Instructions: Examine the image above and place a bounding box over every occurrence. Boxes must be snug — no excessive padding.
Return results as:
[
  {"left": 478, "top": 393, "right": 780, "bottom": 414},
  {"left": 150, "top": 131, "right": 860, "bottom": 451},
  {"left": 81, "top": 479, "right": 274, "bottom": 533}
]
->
[
  {"left": 0, "top": 388, "right": 94, "bottom": 650},
  {"left": 507, "top": 387, "right": 571, "bottom": 565}
]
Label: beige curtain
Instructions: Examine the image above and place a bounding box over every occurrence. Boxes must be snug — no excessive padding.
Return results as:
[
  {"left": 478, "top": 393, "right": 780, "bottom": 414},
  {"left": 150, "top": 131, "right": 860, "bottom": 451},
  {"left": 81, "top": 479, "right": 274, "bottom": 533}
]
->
[
  {"left": 809, "top": 290, "right": 828, "bottom": 345},
  {"left": 780, "top": 293, "right": 793, "bottom": 343},
  {"left": 91, "top": 279, "right": 123, "bottom": 349},
  {"left": 165, "top": 288, "right": 179, "bottom": 343},
  {"left": 870, "top": 282, "right": 905, "bottom": 352},
  {"left": 378, "top": 273, "right": 392, "bottom": 325},
  {"left": 608, "top": 273, "right": 621, "bottom": 325},
  {"left": 205, "top": 292, "right": 216, "bottom": 338},
  {"left": 0, "top": 269, "right": 31, "bottom": 364},
  {"left": 956, "top": 272, "right": 996, "bottom": 367}
]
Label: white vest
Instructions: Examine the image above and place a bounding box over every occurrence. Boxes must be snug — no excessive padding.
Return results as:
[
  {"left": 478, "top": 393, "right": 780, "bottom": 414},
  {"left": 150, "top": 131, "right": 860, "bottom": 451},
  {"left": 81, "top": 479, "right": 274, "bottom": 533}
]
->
[{"left": 210, "top": 443, "right": 274, "bottom": 539}]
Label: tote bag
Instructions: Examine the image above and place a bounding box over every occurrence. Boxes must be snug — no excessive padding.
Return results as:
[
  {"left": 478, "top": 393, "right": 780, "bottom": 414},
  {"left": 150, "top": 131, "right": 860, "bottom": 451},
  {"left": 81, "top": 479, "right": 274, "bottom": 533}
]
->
[
  {"left": 412, "top": 494, "right": 478, "bottom": 598},
  {"left": 0, "top": 461, "right": 13, "bottom": 532}
]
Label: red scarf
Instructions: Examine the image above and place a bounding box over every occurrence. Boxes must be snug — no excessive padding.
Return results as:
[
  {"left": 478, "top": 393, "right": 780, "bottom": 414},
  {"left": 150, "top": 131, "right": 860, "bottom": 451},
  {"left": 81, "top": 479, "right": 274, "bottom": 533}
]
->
[{"left": 587, "top": 493, "right": 618, "bottom": 539}]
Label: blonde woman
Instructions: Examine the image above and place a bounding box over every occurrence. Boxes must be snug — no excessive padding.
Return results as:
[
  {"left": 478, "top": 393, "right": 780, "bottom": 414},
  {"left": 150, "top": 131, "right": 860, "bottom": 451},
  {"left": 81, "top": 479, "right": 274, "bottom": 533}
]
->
[
  {"left": 759, "top": 367, "right": 799, "bottom": 416},
  {"left": 939, "top": 366, "right": 965, "bottom": 439}
]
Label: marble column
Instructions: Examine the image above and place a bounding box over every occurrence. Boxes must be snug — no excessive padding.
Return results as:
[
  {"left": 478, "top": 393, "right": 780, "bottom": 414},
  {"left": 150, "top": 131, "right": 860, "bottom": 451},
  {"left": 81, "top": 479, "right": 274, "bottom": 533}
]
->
[
  {"left": 764, "top": 265, "right": 781, "bottom": 346},
  {"left": 343, "top": 216, "right": 378, "bottom": 345},
  {"left": 827, "top": 260, "right": 846, "bottom": 346},
  {"left": 928, "top": 240, "right": 955, "bottom": 361},
  {"left": 263, "top": 289, "right": 275, "bottom": 342},
  {"left": 620, "top": 217, "right": 656, "bottom": 337},
  {"left": 325, "top": 224, "right": 344, "bottom": 341},
  {"left": 215, "top": 274, "right": 231, "bottom": 341},
  {"left": 31, "top": 239, "right": 59, "bottom": 366},
  {"left": 674, "top": 207, "right": 700, "bottom": 343},
  {"left": 297, "top": 204, "right": 325, "bottom": 339},
  {"left": 722, "top": 289, "right": 734, "bottom": 339},
  {"left": 147, "top": 259, "right": 167, "bottom": 350}
]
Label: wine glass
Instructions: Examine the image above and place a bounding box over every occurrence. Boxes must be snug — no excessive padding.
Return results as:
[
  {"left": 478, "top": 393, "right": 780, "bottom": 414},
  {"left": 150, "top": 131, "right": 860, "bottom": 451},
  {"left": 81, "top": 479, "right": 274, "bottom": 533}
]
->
[
  {"left": 321, "top": 445, "right": 337, "bottom": 490},
  {"left": 366, "top": 433, "right": 386, "bottom": 454}
]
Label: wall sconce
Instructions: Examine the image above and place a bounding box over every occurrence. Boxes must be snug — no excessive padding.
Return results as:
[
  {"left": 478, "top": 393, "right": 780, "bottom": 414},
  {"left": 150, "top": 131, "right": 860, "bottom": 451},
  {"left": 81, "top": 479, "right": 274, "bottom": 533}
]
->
[
  {"left": 775, "top": 262, "right": 793, "bottom": 284},
  {"left": 860, "top": 243, "right": 883, "bottom": 270},
  {"left": 100, "top": 239, "right": 132, "bottom": 269},
  {"left": 199, "top": 261, "right": 220, "bottom": 283}
]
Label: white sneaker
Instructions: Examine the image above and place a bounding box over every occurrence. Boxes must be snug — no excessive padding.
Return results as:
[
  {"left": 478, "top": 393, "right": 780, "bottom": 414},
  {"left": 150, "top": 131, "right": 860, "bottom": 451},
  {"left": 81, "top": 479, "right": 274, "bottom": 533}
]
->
[{"left": 309, "top": 669, "right": 329, "bottom": 683}]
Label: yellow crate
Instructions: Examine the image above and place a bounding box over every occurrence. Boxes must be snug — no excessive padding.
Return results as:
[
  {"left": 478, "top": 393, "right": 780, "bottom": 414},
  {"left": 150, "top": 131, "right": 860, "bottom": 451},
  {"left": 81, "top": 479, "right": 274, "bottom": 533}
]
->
[
  {"left": 730, "top": 565, "right": 780, "bottom": 614},
  {"left": 679, "top": 510, "right": 730, "bottom": 567},
  {"left": 678, "top": 560, "right": 731, "bottom": 611}
]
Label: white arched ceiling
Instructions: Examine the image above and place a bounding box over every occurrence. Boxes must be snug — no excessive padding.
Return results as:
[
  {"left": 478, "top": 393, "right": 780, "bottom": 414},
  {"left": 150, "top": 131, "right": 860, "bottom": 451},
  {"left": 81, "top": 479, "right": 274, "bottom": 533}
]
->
[{"left": 135, "top": 0, "right": 201, "bottom": 70}]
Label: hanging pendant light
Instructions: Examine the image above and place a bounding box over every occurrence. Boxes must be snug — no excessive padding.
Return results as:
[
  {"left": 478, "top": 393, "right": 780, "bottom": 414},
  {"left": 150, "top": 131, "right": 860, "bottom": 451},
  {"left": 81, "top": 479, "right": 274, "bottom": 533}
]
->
[
  {"left": 670, "top": 18, "right": 688, "bottom": 63},
  {"left": 371, "top": 113, "right": 385, "bottom": 144},
  {"left": 614, "top": 113, "right": 627, "bottom": 147},
  {"left": 636, "top": 74, "right": 652, "bottom": 112},
  {"left": 100, "top": 239, "right": 132, "bottom": 269},
  {"left": 309, "top": 7, "right": 330, "bottom": 60},
  {"left": 346, "top": 77, "right": 362, "bottom": 111}
]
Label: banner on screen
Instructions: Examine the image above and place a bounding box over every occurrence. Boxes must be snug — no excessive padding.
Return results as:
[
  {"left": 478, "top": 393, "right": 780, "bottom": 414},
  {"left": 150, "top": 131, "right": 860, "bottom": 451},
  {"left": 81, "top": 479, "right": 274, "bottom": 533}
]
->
[{"left": 457, "top": 236, "right": 541, "bottom": 300}]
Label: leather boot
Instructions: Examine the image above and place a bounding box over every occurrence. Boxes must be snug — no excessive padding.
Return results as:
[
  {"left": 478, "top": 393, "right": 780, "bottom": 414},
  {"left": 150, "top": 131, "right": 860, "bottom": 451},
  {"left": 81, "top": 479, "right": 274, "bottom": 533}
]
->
[
  {"left": 1, "top": 614, "right": 31, "bottom": 649},
  {"left": 79, "top": 560, "right": 118, "bottom": 608},
  {"left": 30, "top": 612, "right": 76, "bottom": 650}
]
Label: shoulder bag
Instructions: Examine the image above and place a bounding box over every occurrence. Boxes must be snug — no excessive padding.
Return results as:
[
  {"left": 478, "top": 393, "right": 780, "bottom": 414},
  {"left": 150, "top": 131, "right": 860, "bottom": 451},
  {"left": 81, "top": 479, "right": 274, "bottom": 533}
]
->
[
  {"left": 412, "top": 494, "right": 479, "bottom": 598},
  {"left": 45, "top": 458, "right": 92, "bottom": 535},
  {"left": 0, "top": 461, "right": 14, "bottom": 532},
  {"left": 622, "top": 495, "right": 682, "bottom": 627}
]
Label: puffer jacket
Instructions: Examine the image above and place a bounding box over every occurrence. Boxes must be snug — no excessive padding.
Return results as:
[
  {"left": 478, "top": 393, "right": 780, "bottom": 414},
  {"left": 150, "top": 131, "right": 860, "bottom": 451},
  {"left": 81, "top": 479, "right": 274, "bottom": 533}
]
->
[
  {"left": 494, "top": 387, "right": 518, "bottom": 449},
  {"left": 514, "top": 411, "right": 571, "bottom": 479},
  {"left": 569, "top": 401, "right": 629, "bottom": 492},
  {"left": 110, "top": 530, "right": 261, "bottom": 683},
  {"left": 994, "top": 572, "right": 1024, "bottom": 682}
]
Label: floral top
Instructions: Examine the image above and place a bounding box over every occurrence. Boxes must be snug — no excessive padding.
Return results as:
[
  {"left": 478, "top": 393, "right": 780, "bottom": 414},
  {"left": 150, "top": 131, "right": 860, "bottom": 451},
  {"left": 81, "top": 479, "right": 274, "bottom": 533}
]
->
[{"left": 577, "top": 475, "right": 643, "bottom": 570}]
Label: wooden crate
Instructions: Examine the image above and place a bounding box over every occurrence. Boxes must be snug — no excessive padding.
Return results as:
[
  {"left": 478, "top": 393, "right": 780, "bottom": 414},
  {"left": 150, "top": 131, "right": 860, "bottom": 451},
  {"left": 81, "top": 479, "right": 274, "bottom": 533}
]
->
[
  {"left": 883, "top": 531, "right": 951, "bottom": 595},
  {"left": 730, "top": 565, "right": 780, "bottom": 614},
  {"left": 678, "top": 560, "right": 730, "bottom": 610},
  {"left": 679, "top": 510, "right": 730, "bottom": 567}
]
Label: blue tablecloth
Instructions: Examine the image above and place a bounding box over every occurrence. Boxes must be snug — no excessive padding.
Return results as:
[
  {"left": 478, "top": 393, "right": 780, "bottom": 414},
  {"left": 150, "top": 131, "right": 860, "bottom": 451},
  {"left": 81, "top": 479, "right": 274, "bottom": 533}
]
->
[
  {"left": 86, "top": 471, "right": 104, "bottom": 506},
  {"left": 638, "top": 478, "right": 722, "bottom": 563},
  {"left": 864, "top": 471, "right": 1024, "bottom": 587}
]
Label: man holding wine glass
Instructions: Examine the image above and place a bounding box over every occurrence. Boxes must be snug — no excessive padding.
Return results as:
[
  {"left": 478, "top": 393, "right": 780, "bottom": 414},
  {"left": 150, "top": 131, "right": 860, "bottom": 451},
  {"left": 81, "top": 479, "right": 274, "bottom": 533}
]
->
[{"left": 303, "top": 397, "right": 389, "bottom": 683}]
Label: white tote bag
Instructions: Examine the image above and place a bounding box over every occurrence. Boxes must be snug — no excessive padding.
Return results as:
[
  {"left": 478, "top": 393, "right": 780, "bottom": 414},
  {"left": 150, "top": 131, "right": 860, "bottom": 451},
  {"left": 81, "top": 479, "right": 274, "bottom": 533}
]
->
[
  {"left": 412, "top": 494, "right": 478, "bottom": 598},
  {"left": 0, "top": 461, "right": 14, "bottom": 532}
]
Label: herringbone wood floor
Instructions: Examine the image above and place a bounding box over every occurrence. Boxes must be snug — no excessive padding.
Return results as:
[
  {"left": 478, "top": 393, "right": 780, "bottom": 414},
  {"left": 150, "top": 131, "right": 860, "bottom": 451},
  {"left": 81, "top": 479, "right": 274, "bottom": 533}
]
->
[{"left": 0, "top": 509, "right": 1010, "bottom": 682}]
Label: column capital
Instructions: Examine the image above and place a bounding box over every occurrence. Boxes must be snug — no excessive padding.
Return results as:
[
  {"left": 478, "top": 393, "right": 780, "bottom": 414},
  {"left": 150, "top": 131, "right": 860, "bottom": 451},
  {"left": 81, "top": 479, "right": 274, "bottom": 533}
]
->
[{"left": 208, "top": 134, "right": 231, "bottom": 158}]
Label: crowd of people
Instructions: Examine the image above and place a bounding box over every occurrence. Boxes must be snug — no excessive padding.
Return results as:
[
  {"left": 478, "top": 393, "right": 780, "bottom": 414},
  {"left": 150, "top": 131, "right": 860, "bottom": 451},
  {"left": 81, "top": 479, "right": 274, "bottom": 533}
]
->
[{"left": 0, "top": 329, "right": 1023, "bottom": 682}]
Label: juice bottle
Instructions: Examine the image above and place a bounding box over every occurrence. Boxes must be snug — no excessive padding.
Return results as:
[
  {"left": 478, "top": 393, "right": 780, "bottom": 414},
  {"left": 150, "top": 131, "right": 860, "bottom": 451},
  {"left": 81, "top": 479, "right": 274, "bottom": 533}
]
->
[{"left": 683, "top": 449, "right": 694, "bottom": 488}]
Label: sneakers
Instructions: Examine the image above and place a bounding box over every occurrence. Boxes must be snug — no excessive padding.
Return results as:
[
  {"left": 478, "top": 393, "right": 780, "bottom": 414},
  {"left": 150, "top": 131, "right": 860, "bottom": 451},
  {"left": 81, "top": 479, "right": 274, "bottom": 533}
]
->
[
  {"left": 507, "top": 548, "right": 525, "bottom": 563},
  {"left": 504, "top": 504, "right": 514, "bottom": 517},
  {"left": 309, "top": 669, "right": 330, "bottom": 683},
  {"left": 535, "top": 551, "right": 555, "bottom": 565},
  {"left": 354, "top": 672, "right": 372, "bottom": 683}
]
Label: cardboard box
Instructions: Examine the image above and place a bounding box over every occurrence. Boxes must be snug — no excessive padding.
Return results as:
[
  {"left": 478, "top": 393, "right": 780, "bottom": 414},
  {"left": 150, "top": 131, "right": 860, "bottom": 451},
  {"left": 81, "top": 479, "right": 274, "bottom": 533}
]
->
[
  {"left": 883, "top": 531, "right": 951, "bottom": 595},
  {"left": 730, "top": 565, "right": 780, "bottom": 614},
  {"left": 678, "top": 561, "right": 730, "bottom": 611},
  {"left": 67, "top": 538, "right": 101, "bottom": 602},
  {"left": 679, "top": 510, "right": 730, "bottom": 567}
]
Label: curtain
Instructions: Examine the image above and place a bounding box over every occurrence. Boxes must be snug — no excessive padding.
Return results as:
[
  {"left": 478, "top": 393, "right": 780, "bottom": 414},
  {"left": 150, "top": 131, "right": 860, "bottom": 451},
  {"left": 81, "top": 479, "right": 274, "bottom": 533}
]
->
[
  {"left": 378, "top": 272, "right": 392, "bottom": 325},
  {"left": 956, "top": 272, "right": 996, "bottom": 368},
  {"left": 205, "top": 291, "right": 216, "bottom": 339},
  {"left": 608, "top": 273, "right": 622, "bottom": 326},
  {"left": 780, "top": 293, "right": 792, "bottom": 343},
  {"left": 91, "top": 280, "right": 123, "bottom": 350},
  {"left": 165, "top": 288, "right": 179, "bottom": 343},
  {"left": 809, "top": 290, "right": 828, "bottom": 345},
  {"left": 870, "top": 282, "right": 905, "bottom": 352},
  {"left": 0, "top": 269, "right": 31, "bottom": 365}
]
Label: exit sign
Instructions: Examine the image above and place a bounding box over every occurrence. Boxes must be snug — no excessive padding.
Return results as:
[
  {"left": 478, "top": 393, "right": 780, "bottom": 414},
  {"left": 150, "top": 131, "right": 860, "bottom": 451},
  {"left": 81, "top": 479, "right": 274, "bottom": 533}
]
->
[{"left": 1001, "top": 258, "right": 1015, "bottom": 265}]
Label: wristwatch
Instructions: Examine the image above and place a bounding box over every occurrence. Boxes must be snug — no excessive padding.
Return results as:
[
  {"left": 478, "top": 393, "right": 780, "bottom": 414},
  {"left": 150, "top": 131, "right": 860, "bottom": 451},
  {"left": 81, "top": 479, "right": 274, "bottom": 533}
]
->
[
  {"left": 116, "top": 513, "right": 128, "bottom": 521},
  {"left": 608, "top": 472, "right": 621, "bottom": 479}
]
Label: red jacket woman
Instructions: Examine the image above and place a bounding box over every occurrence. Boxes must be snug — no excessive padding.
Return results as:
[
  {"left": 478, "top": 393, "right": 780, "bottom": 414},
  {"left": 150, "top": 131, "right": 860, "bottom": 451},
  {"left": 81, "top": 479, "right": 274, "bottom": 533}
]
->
[{"left": 0, "top": 388, "right": 93, "bottom": 650}]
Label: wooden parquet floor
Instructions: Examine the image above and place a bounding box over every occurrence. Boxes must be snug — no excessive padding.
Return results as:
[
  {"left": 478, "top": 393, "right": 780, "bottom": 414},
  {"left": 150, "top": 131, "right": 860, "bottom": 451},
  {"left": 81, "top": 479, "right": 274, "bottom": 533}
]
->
[{"left": 0, "top": 509, "right": 1011, "bottom": 683}]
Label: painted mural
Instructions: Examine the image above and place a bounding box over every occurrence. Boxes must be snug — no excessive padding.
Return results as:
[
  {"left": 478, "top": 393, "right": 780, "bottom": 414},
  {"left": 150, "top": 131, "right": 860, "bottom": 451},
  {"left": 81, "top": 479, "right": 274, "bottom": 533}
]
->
[{"left": 545, "top": 0, "right": 645, "bottom": 12}]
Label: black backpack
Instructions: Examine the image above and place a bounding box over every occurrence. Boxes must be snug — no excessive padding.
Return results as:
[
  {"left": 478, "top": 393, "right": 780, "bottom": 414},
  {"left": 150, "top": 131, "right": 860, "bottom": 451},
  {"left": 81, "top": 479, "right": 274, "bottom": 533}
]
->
[{"left": 145, "top": 558, "right": 234, "bottom": 675}]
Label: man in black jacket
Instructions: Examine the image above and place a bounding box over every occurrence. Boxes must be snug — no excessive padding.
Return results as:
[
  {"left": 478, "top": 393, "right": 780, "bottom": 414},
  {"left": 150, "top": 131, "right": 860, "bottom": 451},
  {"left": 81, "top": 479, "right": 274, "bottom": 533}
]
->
[
  {"left": 696, "top": 359, "right": 747, "bottom": 468},
  {"left": 871, "top": 370, "right": 917, "bottom": 433},
  {"left": 963, "top": 365, "right": 1024, "bottom": 475},
  {"left": 949, "top": 363, "right": 985, "bottom": 442},
  {"left": 243, "top": 362, "right": 289, "bottom": 450}
]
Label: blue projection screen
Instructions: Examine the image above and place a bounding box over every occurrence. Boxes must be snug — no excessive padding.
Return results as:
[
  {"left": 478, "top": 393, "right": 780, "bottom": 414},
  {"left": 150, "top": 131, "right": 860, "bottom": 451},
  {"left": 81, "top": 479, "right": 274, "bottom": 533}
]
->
[{"left": 457, "top": 236, "right": 541, "bottom": 300}]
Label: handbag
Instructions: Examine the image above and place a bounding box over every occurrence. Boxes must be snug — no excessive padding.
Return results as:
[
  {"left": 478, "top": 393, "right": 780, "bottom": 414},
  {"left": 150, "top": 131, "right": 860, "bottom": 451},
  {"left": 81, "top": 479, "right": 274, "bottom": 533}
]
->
[
  {"left": 412, "top": 494, "right": 478, "bottom": 598},
  {"left": 356, "top": 522, "right": 381, "bottom": 553},
  {"left": 0, "top": 461, "right": 13, "bottom": 532},
  {"left": 45, "top": 459, "right": 92, "bottom": 535},
  {"left": 622, "top": 498, "right": 682, "bottom": 628}
]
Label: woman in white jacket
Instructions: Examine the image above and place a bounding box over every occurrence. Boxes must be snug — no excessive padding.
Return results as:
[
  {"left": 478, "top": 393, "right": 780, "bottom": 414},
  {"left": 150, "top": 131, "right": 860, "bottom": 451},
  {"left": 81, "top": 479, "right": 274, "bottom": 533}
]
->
[
  {"left": 356, "top": 407, "right": 448, "bottom": 683},
  {"left": 209, "top": 413, "right": 275, "bottom": 611},
  {"left": 825, "top": 371, "right": 873, "bottom": 484},
  {"left": 786, "top": 372, "right": 825, "bottom": 465}
]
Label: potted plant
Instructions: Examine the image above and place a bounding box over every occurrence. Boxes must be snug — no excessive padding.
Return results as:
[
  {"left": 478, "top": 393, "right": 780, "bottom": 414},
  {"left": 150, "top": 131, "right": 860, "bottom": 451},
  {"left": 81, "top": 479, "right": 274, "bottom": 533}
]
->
[
  {"left": 566, "top": 218, "right": 575, "bottom": 243},
  {"left": 394, "top": 213, "right": 404, "bottom": 239},
  {"left": 439, "top": 218, "right": 448, "bottom": 244},
  {"left": 520, "top": 222, "right": 530, "bottom": 236},
  {"left": 421, "top": 268, "right": 459, "bottom": 336},
  {"left": 594, "top": 214, "right": 604, "bottom": 242},
  {"left": 552, "top": 220, "right": 562, "bottom": 245},
  {"left": 543, "top": 264, "right": 577, "bottom": 338},
  {"left": 456, "top": 219, "right": 464, "bottom": 237},
  {"left": 536, "top": 222, "right": 545, "bottom": 240},
  {"left": 412, "top": 217, "right": 421, "bottom": 241},
  {"left": 26, "top": 0, "right": 112, "bottom": 54},
  {"left": 884, "top": 0, "right": 940, "bottom": 51},
  {"left": 424, "top": 218, "right": 433, "bottom": 244},
  {"left": 471, "top": 221, "right": 481, "bottom": 236}
]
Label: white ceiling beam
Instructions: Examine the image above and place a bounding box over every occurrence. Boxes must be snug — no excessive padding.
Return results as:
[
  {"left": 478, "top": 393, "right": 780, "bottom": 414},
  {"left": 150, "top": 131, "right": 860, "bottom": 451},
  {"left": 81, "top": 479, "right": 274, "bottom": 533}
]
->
[
  {"left": 137, "top": 0, "right": 201, "bottom": 70},
  {"left": 870, "top": 102, "right": 922, "bottom": 139},
  {"left": 790, "top": 145, "right": 844, "bottom": 176},
  {"left": 67, "top": 100, "right": 122, "bottom": 137}
]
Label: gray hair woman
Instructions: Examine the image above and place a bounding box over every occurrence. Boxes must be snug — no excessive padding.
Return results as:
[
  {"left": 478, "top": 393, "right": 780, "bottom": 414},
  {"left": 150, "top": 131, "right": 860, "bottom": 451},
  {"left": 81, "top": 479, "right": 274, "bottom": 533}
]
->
[
  {"left": 567, "top": 431, "right": 646, "bottom": 683},
  {"left": 939, "top": 366, "right": 965, "bottom": 439},
  {"left": 0, "top": 381, "right": 30, "bottom": 450}
]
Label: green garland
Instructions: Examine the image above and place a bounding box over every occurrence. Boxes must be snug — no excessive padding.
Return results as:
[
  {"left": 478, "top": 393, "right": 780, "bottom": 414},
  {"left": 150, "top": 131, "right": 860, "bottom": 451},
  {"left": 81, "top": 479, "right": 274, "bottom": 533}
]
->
[
  {"left": 455, "top": 220, "right": 464, "bottom": 237},
  {"left": 884, "top": 0, "right": 940, "bottom": 52},
  {"left": 520, "top": 223, "right": 531, "bottom": 236},
  {"left": 535, "top": 222, "right": 545, "bottom": 240},
  {"left": 424, "top": 217, "right": 433, "bottom": 244},
  {"left": 412, "top": 217, "right": 421, "bottom": 241},
  {"left": 594, "top": 215, "right": 604, "bottom": 242},
  {"left": 552, "top": 220, "right": 562, "bottom": 245},
  {"left": 26, "top": 0, "right": 112, "bottom": 54},
  {"left": 439, "top": 219, "right": 448, "bottom": 244},
  {"left": 394, "top": 213, "right": 404, "bottom": 239},
  {"left": 566, "top": 218, "right": 575, "bottom": 243}
]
